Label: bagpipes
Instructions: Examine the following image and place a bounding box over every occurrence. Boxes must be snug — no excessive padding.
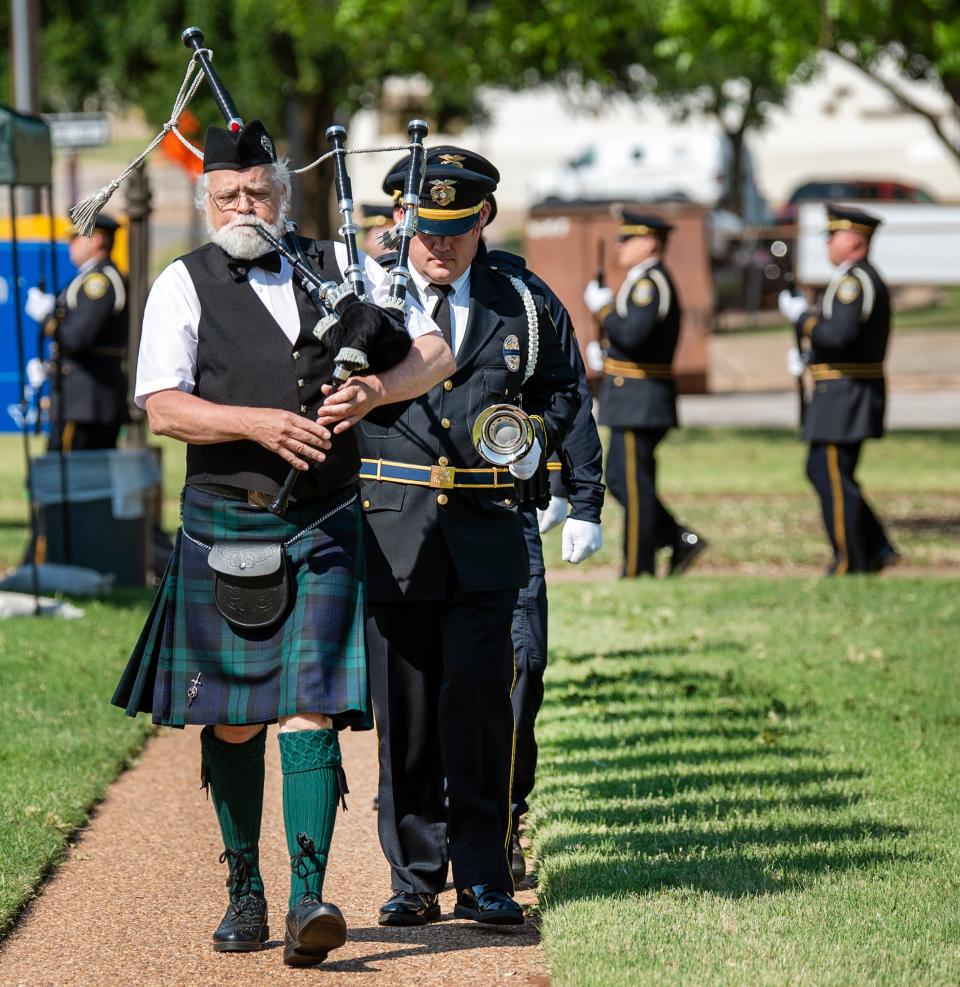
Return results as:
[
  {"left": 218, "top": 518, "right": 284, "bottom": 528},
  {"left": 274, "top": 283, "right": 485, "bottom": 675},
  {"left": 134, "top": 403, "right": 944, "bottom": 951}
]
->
[{"left": 71, "top": 26, "right": 431, "bottom": 515}]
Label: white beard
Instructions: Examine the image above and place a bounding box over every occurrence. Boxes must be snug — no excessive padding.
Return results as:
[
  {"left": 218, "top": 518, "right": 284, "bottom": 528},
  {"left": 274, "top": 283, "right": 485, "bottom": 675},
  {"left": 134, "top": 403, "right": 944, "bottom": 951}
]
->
[{"left": 208, "top": 213, "right": 286, "bottom": 261}]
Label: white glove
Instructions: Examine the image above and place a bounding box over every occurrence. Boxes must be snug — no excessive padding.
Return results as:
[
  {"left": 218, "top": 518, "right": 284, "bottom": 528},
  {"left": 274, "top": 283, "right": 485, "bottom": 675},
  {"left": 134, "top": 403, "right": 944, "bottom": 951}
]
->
[
  {"left": 583, "top": 279, "right": 613, "bottom": 314},
  {"left": 508, "top": 437, "right": 542, "bottom": 481},
  {"left": 787, "top": 346, "right": 806, "bottom": 378},
  {"left": 584, "top": 339, "right": 605, "bottom": 373},
  {"left": 778, "top": 289, "right": 808, "bottom": 324},
  {"left": 537, "top": 495, "right": 568, "bottom": 533},
  {"left": 25, "top": 287, "right": 56, "bottom": 323},
  {"left": 561, "top": 518, "right": 603, "bottom": 564},
  {"left": 26, "top": 357, "right": 47, "bottom": 390}
]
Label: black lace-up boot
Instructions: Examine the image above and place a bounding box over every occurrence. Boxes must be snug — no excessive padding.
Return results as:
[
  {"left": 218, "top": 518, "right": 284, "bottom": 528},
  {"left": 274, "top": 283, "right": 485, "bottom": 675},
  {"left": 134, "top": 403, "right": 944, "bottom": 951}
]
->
[
  {"left": 212, "top": 847, "right": 269, "bottom": 952},
  {"left": 283, "top": 833, "right": 347, "bottom": 967}
]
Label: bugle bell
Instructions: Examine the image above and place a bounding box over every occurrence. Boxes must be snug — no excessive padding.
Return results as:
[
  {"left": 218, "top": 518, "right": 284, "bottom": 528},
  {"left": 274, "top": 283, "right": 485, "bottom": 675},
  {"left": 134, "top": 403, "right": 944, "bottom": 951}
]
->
[{"left": 472, "top": 404, "right": 535, "bottom": 466}]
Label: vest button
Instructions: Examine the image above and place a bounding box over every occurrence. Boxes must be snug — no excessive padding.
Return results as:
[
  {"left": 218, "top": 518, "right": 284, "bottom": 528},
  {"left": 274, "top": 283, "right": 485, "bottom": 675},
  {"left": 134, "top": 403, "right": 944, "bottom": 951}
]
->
[
  {"left": 297, "top": 379, "right": 304, "bottom": 387},
  {"left": 504, "top": 498, "right": 513, "bottom": 506},
  {"left": 441, "top": 418, "right": 451, "bottom": 429},
  {"left": 443, "top": 380, "right": 453, "bottom": 391},
  {"left": 438, "top": 456, "right": 449, "bottom": 467},
  {"left": 363, "top": 499, "right": 370, "bottom": 509},
  {"left": 300, "top": 404, "right": 307, "bottom": 413},
  {"left": 437, "top": 494, "right": 448, "bottom": 506},
  {"left": 292, "top": 350, "right": 301, "bottom": 360}
]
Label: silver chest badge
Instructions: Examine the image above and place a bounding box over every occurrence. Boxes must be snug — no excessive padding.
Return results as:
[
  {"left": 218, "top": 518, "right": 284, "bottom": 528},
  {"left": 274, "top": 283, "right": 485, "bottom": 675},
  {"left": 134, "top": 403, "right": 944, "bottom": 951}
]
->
[{"left": 503, "top": 334, "right": 521, "bottom": 372}]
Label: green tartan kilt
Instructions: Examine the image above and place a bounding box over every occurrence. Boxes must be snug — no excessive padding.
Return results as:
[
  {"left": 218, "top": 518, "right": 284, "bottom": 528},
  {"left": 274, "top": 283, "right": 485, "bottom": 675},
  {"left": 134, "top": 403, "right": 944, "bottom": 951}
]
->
[{"left": 112, "top": 483, "right": 371, "bottom": 729}]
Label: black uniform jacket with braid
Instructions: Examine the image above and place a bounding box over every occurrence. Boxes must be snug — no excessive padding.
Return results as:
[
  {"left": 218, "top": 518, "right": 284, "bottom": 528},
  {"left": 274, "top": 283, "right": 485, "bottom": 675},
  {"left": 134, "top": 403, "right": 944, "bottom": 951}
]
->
[
  {"left": 797, "top": 258, "right": 890, "bottom": 444},
  {"left": 479, "top": 243, "right": 604, "bottom": 524},
  {"left": 357, "top": 260, "right": 580, "bottom": 601},
  {"left": 597, "top": 260, "right": 680, "bottom": 430},
  {"left": 52, "top": 258, "right": 129, "bottom": 426}
]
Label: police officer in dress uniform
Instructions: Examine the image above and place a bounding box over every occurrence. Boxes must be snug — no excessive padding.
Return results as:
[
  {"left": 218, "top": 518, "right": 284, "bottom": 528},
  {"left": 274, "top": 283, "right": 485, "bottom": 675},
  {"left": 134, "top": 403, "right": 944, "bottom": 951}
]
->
[
  {"left": 778, "top": 204, "right": 898, "bottom": 574},
  {"left": 111, "top": 120, "right": 451, "bottom": 966},
  {"left": 358, "top": 203, "right": 395, "bottom": 258},
  {"left": 583, "top": 209, "right": 706, "bottom": 577},
  {"left": 24, "top": 214, "right": 129, "bottom": 451},
  {"left": 475, "top": 201, "right": 604, "bottom": 882},
  {"left": 359, "top": 147, "right": 580, "bottom": 927}
]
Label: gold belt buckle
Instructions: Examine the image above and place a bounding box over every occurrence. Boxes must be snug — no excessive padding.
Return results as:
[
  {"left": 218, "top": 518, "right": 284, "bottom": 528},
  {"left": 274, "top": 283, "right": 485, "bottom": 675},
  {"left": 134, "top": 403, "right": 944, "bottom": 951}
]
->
[{"left": 429, "top": 465, "right": 455, "bottom": 489}]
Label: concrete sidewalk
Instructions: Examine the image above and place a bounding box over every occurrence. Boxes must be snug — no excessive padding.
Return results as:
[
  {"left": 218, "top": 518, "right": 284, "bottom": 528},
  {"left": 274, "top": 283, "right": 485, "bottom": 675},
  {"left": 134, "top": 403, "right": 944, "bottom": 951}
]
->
[{"left": 679, "top": 388, "right": 960, "bottom": 429}]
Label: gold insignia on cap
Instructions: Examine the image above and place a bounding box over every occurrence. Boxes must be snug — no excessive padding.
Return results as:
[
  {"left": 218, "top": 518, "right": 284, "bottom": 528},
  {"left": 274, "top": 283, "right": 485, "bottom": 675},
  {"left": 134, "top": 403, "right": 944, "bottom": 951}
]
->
[
  {"left": 631, "top": 278, "right": 655, "bottom": 307},
  {"left": 439, "top": 154, "right": 466, "bottom": 167},
  {"left": 836, "top": 276, "right": 862, "bottom": 304},
  {"left": 430, "top": 179, "right": 457, "bottom": 207},
  {"left": 82, "top": 272, "right": 110, "bottom": 301}
]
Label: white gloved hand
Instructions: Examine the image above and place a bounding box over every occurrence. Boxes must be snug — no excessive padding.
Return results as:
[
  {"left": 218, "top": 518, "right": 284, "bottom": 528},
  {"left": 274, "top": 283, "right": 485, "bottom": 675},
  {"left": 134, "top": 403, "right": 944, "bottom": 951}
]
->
[
  {"left": 508, "top": 437, "right": 542, "bottom": 481},
  {"left": 25, "top": 287, "right": 56, "bottom": 324},
  {"left": 561, "top": 518, "right": 603, "bottom": 564},
  {"left": 778, "top": 289, "right": 808, "bottom": 323},
  {"left": 26, "top": 357, "right": 47, "bottom": 390},
  {"left": 787, "top": 346, "right": 806, "bottom": 378},
  {"left": 584, "top": 339, "right": 605, "bottom": 373},
  {"left": 537, "top": 495, "right": 568, "bottom": 534},
  {"left": 583, "top": 279, "right": 613, "bottom": 314}
]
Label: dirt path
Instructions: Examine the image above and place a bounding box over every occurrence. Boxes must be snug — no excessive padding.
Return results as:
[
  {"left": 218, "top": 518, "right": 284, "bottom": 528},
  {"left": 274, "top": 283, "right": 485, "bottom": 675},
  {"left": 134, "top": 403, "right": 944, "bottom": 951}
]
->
[{"left": 0, "top": 728, "right": 546, "bottom": 986}]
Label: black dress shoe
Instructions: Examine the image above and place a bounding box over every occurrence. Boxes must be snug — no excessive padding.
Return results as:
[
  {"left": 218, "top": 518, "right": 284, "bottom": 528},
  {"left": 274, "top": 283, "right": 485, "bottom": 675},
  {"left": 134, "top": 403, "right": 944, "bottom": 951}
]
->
[
  {"left": 378, "top": 890, "right": 441, "bottom": 926},
  {"left": 212, "top": 893, "right": 269, "bottom": 952},
  {"left": 454, "top": 885, "right": 524, "bottom": 925},
  {"left": 869, "top": 546, "right": 901, "bottom": 572},
  {"left": 669, "top": 530, "right": 708, "bottom": 576},
  {"left": 283, "top": 898, "right": 347, "bottom": 968},
  {"left": 510, "top": 832, "right": 526, "bottom": 884}
]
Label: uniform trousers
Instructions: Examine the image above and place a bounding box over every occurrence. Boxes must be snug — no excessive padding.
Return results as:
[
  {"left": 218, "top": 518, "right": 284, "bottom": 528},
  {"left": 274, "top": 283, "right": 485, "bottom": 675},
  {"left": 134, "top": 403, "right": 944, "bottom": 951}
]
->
[
  {"left": 806, "top": 441, "right": 893, "bottom": 574},
  {"left": 606, "top": 427, "right": 680, "bottom": 576},
  {"left": 368, "top": 576, "right": 517, "bottom": 896},
  {"left": 510, "top": 509, "right": 548, "bottom": 830}
]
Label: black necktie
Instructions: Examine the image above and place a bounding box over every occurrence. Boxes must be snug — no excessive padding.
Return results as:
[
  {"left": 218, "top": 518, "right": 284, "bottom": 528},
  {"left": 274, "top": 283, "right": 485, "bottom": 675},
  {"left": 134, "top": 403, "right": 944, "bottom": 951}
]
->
[
  {"left": 252, "top": 250, "right": 282, "bottom": 274},
  {"left": 430, "top": 283, "right": 454, "bottom": 348}
]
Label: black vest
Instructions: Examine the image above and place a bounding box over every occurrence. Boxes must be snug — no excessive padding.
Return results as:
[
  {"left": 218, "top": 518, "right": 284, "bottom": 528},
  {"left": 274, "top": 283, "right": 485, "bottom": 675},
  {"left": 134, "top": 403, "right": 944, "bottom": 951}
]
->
[{"left": 179, "top": 240, "right": 357, "bottom": 499}]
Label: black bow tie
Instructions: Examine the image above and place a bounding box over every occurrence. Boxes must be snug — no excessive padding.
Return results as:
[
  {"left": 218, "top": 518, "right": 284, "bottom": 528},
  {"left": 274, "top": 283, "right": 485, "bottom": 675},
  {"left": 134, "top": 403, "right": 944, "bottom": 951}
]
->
[{"left": 252, "top": 250, "right": 282, "bottom": 274}]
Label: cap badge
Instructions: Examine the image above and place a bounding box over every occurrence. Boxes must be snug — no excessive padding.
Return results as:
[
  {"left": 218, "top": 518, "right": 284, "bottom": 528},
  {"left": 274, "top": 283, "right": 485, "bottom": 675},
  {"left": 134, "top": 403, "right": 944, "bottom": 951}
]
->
[
  {"left": 261, "top": 134, "right": 274, "bottom": 157},
  {"left": 503, "top": 334, "right": 521, "bottom": 372},
  {"left": 439, "top": 154, "right": 466, "bottom": 168},
  {"left": 430, "top": 179, "right": 457, "bottom": 207}
]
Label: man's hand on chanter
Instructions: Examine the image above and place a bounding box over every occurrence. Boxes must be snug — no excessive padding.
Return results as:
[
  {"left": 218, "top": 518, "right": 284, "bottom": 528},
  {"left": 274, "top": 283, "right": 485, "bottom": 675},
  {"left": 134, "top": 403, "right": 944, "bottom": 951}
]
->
[
  {"left": 243, "top": 408, "right": 332, "bottom": 471},
  {"left": 316, "top": 378, "right": 385, "bottom": 432}
]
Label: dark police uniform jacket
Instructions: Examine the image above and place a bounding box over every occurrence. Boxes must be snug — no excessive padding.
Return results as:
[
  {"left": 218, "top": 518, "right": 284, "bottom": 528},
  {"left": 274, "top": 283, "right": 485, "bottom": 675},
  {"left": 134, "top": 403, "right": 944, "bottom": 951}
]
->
[
  {"left": 52, "top": 259, "right": 129, "bottom": 426},
  {"left": 480, "top": 243, "right": 604, "bottom": 526},
  {"left": 798, "top": 259, "right": 890, "bottom": 444},
  {"left": 358, "top": 261, "right": 580, "bottom": 601},
  {"left": 179, "top": 239, "right": 364, "bottom": 498},
  {"left": 597, "top": 259, "right": 680, "bottom": 431}
]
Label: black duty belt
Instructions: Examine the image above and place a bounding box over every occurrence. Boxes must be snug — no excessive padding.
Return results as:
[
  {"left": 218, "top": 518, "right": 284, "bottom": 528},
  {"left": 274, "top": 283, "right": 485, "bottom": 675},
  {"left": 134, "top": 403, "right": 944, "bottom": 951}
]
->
[
  {"left": 603, "top": 358, "right": 674, "bottom": 381},
  {"left": 809, "top": 362, "right": 884, "bottom": 381}
]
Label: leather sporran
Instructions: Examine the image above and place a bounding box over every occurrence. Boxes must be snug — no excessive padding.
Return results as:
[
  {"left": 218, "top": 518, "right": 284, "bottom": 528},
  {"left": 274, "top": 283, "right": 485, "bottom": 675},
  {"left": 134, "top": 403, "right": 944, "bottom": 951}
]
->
[{"left": 207, "top": 541, "right": 291, "bottom": 631}]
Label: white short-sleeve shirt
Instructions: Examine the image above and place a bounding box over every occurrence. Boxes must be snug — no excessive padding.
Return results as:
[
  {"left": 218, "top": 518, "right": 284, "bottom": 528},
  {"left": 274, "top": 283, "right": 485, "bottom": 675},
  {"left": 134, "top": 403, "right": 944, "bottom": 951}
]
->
[{"left": 134, "top": 241, "right": 438, "bottom": 408}]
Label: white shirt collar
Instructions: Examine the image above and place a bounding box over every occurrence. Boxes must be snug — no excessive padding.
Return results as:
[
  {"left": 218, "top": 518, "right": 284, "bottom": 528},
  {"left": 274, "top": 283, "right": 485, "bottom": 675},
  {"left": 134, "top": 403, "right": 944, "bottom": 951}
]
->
[{"left": 409, "top": 263, "right": 471, "bottom": 306}]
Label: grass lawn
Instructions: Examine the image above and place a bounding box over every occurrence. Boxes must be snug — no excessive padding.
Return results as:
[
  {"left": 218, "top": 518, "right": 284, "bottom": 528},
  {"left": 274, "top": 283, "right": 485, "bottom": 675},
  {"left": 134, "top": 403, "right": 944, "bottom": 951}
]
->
[{"left": 535, "top": 577, "right": 960, "bottom": 985}]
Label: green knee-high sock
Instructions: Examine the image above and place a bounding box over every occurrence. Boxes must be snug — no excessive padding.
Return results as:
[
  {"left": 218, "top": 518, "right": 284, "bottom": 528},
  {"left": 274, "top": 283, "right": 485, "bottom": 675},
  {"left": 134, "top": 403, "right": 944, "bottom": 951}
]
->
[
  {"left": 279, "top": 728, "right": 343, "bottom": 908},
  {"left": 200, "top": 725, "right": 266, "bottom": 899}
]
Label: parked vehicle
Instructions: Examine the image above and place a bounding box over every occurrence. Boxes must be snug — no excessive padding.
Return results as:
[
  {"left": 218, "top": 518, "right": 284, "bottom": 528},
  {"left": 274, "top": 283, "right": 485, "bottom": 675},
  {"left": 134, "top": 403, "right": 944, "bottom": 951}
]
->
[{"left": 776, "top": 179, "right": 936, "bottom": 225}]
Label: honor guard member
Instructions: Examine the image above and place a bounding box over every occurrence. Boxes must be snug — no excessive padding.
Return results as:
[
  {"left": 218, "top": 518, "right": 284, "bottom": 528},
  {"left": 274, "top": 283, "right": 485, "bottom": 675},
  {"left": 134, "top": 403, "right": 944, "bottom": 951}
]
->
[
  {"left": 778, "top": 204, "right": 898, "bottom": 574},
  {"left": 476, "top": 210, "right": 604, "bottom": 883},
  {"left": 583, "top": 209, "right": 706, "bottom": 577},
  {"left": 361, "top": 147, "right": 579, "bottom": 927},
  {"left": 111, "top": 120, "right": 451, "bottom": 966},
  {"left": 25, "top": 214, "right": 129, "bottom": 451},
  {"left": 358, "top": 203, "right": 395, "bottom": 258}
]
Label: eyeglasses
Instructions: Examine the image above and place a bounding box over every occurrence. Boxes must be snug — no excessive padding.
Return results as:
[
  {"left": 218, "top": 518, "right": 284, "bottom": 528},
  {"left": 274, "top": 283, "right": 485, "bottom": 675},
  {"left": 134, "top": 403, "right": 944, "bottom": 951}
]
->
[{"left": 209, "top": 186, "right": 276, "bottom": 212}]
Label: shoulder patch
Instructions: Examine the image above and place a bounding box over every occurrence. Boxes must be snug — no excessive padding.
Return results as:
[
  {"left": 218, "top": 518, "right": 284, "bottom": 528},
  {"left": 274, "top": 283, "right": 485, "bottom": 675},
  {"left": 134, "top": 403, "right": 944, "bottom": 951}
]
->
[
  {"left": 631, "top": 278, "right": 655, "bottom": 307},
  {"left": 82, "top": 272, "right": 110, "bottom": 301},
  {"left": 836, "top": 276, "right": 861, "bottom": 304}
]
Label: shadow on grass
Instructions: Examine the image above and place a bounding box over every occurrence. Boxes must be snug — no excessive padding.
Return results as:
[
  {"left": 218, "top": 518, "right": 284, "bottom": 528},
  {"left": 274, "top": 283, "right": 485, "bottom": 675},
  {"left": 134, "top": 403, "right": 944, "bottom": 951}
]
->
[{"left": 535, "top": 662, "right": 914, "bottom": 901}]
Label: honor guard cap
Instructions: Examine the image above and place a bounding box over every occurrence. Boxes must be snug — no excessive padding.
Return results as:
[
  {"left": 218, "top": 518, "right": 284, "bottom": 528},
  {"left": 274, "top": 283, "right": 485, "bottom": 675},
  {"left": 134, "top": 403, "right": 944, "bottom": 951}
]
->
[
  {"left": 203, "top": 119, "right": 277, "bottom": 173},
  {"left": 70, "top": 213, "right": 119, "bottom": 236},
  {"left": 358, "top": 203, "right": 394, "bottom": 231},
  {"left": 614, "top": 206, "right": 674, "bottom": 241},
  {"left": 826, "top": 203, "right": 882, "bottom": 237},
  {"left": 383, "top": 145, "right": 499, "bottom": 236}
]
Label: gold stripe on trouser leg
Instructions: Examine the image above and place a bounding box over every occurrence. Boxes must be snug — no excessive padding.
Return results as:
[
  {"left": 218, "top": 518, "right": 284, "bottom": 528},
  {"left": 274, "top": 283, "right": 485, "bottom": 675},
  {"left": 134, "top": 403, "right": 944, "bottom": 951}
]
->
[
  {"left": 504, "top": 647, "right": 520, "bottom": 891},
  {"left": 827, "top": 444, "right": 848, "bottom": 575},
  {"left": 624, "top": 431, "right": 640, "bottom": 577},
  {"left": 62, "top": 421, "right": 76, "bottom": 453}
]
